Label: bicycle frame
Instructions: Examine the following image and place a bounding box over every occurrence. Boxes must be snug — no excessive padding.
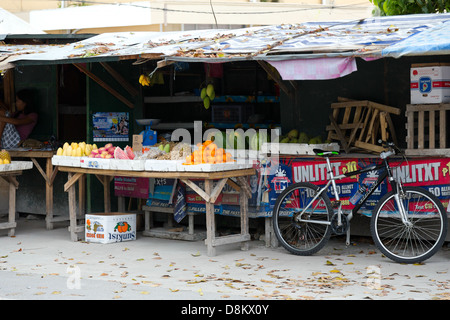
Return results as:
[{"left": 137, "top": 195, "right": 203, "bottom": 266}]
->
[{"left": 296, "top": 149, "right": 409, "bottom": 227}]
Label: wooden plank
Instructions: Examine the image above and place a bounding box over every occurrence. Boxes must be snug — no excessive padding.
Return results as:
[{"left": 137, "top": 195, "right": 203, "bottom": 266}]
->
[
  {"left": 6, "top": 175, "right": 19, "bottom": 189},
  {"left": 100, "top": 62, "right": 139, "bottom": 97},
  {"left": 67, "top": 172, "right": 79, "bottom": 241},
  {"left": 418, "top": 110, "right": 424, "bottom": 149},
  {"left": 429, "top": 110, "right": 435, "bottom": 149},
  {"left": 45, "top": 157, "right": 54, "bottom": 230},
  {"left": 406, "top": 103, "right": 450, "bottom": 112},
  {"left": 385, "top": 113, "right": 398, "bottom": 146},
  {"left": 406, "top": 110, "right": 414, "bottom": 149},
  {"left": 8, "top": 175, "right": 17, "bottom": 236},
  {"left": 380, "top": 111, "right": 387, "bottom": 142},
  {"left": 354, "top": 141, "right": 385, "bottom": 153},
  {"left": 64, "top": 172, "right": 83, "bottom": 192},
  {"left": 0, "top": 222, "right": 17, "bottom": 230},
  {"left": 329, "top": 114, "right": 349, "bottom": 153},
  {"left": 358, "top": 107, "right": 373, "bottom": 142},
  {"left": 365, "top": 108, "right": 379, "bottom": 143},
  {"left": 405, "top": 148, "right": 450, "bottom": 156},
  {"left": 57, "top": 165, "right": 256, "bottom": 180},
  {"left": 74, "top": 63, "right": 135, "bottom": 109},
  {"left": 236, "top": 176, "right": 252, "bottom": 199},
  {"left": 239, "top": 183, "right": 249, "bottom": 251},
  {"left": 204, "top": 179, "right": 216, "bottom": 257},
  {"left": 181, "top": 178, "right": 210, "bottom": 202},
  {"left": 368, "top": 101, "right": 401, "bottom": 115},
  {"left": 226, "top": 178, "right": 240, "bottom": 193},
  {"left": 330, "top": 101, "right": 368, "bottom": 109},
  {"left": 31, "top": 158, "right": 49, "bottom": 184},
  {"left": 440, "top": 109, "right": 446, "bottom": 148},
  {"left": 209, "top": 178, "right": 228, "bottom": 204},
  {"left": 211, "top": 234, "right": 251, "bottom": 246},
  {"left": 257, "top": 60, "right": 293, "bottom": 97}
]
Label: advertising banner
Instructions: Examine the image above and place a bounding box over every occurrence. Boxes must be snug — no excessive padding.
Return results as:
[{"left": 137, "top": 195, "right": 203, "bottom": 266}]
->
[{"left": 264, "top": 157, "right": 450, "bottom": 216}]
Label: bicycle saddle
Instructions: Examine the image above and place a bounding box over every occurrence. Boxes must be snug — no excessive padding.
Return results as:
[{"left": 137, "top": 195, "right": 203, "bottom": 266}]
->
[{"left": 313, "top": 148, "right": 340, "bottom": 157}]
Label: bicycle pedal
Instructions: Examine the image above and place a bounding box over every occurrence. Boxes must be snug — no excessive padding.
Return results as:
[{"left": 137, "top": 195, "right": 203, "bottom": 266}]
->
[{"left": 330, "top": 213, "right": 349, "bottom": 235}]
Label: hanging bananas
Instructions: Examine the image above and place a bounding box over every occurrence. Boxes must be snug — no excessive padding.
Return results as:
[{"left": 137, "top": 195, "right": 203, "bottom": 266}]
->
[{"left": 139, "top": 74, "right": 151, "bottom": 86}]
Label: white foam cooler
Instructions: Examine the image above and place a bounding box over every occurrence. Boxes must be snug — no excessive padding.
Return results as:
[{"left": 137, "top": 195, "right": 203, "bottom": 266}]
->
[{"left": 85, "top": 212, "right": 136, "bottom": 243}]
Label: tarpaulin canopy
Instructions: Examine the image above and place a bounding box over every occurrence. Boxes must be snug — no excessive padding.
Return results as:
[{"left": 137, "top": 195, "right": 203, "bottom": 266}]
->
[
  {"left": 1, "top": 12, "right": 449, "bottom": 80},
  {"left": 382, "top": 19, "right": 450, "bottom": 58}
]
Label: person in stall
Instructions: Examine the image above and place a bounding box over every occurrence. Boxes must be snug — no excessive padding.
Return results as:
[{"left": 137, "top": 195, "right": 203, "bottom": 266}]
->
[{"left": 0, "top": 89, "right": 38, "bottom": 149}]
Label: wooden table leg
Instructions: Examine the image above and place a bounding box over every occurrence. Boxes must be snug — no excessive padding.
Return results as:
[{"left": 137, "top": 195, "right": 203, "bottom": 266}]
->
[
  {"left": 204, "top": 179, "right": 216, "bottom": 257},
  {"left": 45, "top": 157, "right": 54, "bottom": 230},
  {"left": 8, "top": 176, "right": 18, "bottom": 237},
  {"left": 239, "top": 186, "right": 249, "bottom": 251},
  {"left": 66, "top": 172, "right": 84, "bottom": 241}
]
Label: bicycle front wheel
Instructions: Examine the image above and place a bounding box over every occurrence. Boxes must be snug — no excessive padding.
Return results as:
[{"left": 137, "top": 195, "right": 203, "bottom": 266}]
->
[
  {"left": 371, "top": 186, "right": 447, "bottom": 264},
  {"left": 273, "top": 182, "right": 332, "bottom": 256}
]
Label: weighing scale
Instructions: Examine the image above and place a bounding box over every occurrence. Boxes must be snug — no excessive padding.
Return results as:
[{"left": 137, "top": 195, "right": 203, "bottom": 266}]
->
[{"left": 136, "top": 119, "right": 160, "bottom": 146}]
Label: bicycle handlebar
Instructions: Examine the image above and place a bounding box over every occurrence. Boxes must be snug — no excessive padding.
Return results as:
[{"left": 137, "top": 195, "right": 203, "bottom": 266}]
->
[{"left": 378, "top": 139, "right": 404, "bottom": 160}]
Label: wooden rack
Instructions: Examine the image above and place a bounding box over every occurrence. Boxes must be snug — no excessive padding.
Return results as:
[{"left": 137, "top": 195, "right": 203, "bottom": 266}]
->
[
  {"left": 327, "top": 99, "right": 400, "bottom": 153},
  {"left": 405, "top": 103, "right": 450, "bottom": 156}
]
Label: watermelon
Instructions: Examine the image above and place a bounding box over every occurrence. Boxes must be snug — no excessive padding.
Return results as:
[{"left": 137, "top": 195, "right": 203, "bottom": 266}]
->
[
  {"left": 114, "top": 147, "right": 129, "bottom": 159},
  {"left": 124, "top": 146, "right": 135, "bottom": 160}
]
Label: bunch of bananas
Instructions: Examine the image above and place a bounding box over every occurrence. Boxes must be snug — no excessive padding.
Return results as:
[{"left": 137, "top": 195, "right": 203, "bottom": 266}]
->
[{"left": 139, "top": 74, "right": 151, "bottom": 86}]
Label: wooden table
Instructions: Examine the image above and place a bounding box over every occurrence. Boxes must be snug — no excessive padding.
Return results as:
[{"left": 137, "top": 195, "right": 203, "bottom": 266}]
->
[
  {"left": 57, "top": 166, "right": 255, "bottom": 256},
  {"left": 0, "top": 162, "right": 33, "bottom": 236},
  {"left": 8, "top": 150, "right": 60, "bottom": 229}
]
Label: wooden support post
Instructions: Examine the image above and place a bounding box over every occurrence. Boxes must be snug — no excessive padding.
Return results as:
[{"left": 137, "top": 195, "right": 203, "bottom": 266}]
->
[{"left": 204, "top": 179, "right": 216, "bottom": 257}]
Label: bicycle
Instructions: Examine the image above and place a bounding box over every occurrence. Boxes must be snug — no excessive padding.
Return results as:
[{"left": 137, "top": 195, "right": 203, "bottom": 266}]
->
[{"left": 272, "top": 141, "right": 448, "bottom": 264}]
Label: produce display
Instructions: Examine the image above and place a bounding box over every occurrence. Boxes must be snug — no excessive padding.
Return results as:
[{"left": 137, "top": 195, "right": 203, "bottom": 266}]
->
[
  {"left": 0, "top": 149, "right": 11, "bottom": 165},
  {"left": 57, "top": 142, "right": 135, "bottom": 160},
  {"left": 279, "top": 129, "right": 327, "bottom": 145},
  {"left": 183, "top": 140, "right": 234, "bottom": 165},
  {"left": 57, "top": 142, "right": 97, "bottom": 157}
]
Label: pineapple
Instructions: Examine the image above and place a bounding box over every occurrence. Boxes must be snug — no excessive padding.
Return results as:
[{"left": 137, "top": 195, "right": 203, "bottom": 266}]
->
[{"left": 0, "top": 149, "right": 11, "bottom": 163}]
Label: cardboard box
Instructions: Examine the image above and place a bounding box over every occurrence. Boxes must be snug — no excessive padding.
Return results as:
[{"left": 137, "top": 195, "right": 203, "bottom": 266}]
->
[
  {"left": 85, "top": 212, "right": 136, "bottom": 243},
  {"left": 411, "top": 64, "right": 450, "bottom": 104}
]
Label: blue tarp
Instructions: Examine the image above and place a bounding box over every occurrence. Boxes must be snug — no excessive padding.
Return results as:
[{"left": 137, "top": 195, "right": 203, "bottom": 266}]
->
[{"left": 382, "top": 19, "right": 450, "bottom": 58}]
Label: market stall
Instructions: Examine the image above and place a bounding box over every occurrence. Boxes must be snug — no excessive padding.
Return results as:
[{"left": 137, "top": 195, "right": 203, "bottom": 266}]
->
[
  {"left": 53, "top": 144, "right": 255, "bottom": 256},
  {"left": 0, "top": 159, "right": 34, "bottom": 236}
]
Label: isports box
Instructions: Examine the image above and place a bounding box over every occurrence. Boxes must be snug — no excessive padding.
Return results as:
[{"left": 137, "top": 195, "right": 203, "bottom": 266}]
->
[
  {"left": 85, "top": 212, "right": 136, "bottom": 243},
  {"left": 411, "top": 63, "right": 450, "bottom": 104}
]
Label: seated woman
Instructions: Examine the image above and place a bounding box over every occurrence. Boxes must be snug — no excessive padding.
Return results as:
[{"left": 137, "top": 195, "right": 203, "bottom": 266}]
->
[{"left": 0, "top": 89, "right": 38, "bottom": 149}]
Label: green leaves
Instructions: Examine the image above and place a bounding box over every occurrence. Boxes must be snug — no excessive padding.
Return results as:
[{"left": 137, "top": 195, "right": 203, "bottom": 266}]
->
[{"left": 370, "top": 0, "right": 450, "bottom": 16}]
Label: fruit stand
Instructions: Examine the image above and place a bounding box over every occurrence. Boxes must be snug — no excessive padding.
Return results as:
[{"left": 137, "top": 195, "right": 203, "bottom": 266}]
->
[
  {"left": 53, "top": 141, "right": 255, "bottom": 256},
  {"left": 0, "top": 158, "right": 34, "bottom": 237}
]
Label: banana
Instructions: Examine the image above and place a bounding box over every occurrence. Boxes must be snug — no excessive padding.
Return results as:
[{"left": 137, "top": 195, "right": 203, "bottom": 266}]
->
[
  {"left": 139, "top": 74, "right": 151, "bottom": 86},
  {"left": 139, "top": 75, "right": 151, "bottom": 86}
]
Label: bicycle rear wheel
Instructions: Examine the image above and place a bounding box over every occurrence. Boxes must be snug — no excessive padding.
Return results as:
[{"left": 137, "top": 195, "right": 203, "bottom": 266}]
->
[
  {"left": 371, "top": 186, "right": 447, "bottom": 264},
  {"left": 273, "top": 182, "right": 332, "bottom": 256}
]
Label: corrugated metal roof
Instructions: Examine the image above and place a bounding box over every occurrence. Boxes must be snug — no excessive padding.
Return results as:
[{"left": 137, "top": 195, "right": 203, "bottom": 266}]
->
[{"left": 1, "top": 12, "right": 449, "bottom": 71}]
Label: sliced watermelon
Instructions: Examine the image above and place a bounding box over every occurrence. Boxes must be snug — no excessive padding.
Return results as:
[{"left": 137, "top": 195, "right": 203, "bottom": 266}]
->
[
  {"left": 124, "top": 146, "right": 135, "bottom": 160},
  {"left": 114, "top": 147, "right": 129, "bottom": 159}
]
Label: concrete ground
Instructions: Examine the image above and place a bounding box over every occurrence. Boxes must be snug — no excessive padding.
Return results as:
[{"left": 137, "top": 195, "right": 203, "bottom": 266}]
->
[{"left": 0, "top": 215, "right": 449, "bottom": 302}]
